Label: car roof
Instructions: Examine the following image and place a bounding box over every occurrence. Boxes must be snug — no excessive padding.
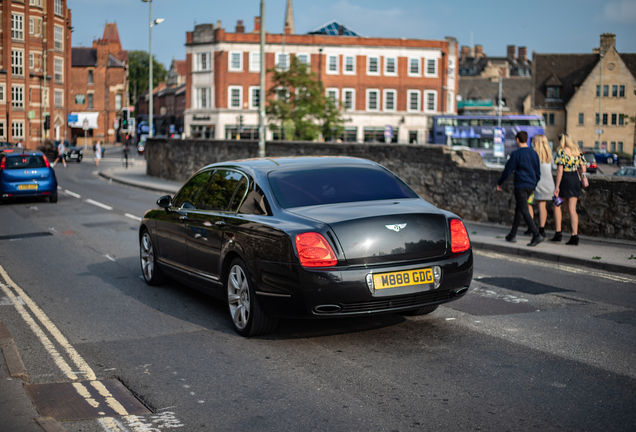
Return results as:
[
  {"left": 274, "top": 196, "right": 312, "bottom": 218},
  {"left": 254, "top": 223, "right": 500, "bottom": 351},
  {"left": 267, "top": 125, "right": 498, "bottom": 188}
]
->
[
  {"left": 1, "top": 150, "right": 46, "bottom": 157},
  {"left": 204, "top": 156, "right": 380, "bottom": 175}
]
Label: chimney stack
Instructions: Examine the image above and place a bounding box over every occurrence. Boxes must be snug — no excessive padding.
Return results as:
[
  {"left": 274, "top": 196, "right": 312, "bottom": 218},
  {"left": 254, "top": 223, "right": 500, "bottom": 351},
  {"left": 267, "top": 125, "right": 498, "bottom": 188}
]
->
[
  {"left": 461, "top": 45, "right": 470, "bottom": 61},
  {"left": 507, "top": 45, "right": 516, "bottom": 60},
  {"left": 235, "top": 20, "right": 245, "bottom": 33},
  {"left": 599, "top": 33, "right": 616, "bottom": 55},
  {"left": 518, "top": 46, "right": 527, "bottom": 62},
  {"left": 254, "top": 16, "right": 260, "bottom": 32},
  {"left": 475, "top": 44, "right": 484, "bottom": 58}
]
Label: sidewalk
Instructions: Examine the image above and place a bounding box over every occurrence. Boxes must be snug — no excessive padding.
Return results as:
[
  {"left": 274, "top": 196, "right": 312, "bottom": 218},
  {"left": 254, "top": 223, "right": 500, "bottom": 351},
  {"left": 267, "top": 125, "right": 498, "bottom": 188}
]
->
[{"left": 100, "top": 166, "right": 636, "bottom": 277}]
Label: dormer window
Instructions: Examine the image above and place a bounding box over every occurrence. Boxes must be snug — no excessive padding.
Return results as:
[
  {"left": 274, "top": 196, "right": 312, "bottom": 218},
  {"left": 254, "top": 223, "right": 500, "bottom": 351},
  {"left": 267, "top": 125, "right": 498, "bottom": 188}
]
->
[{"left": 546, "top": 86, "right": 560, "bottom": 99}]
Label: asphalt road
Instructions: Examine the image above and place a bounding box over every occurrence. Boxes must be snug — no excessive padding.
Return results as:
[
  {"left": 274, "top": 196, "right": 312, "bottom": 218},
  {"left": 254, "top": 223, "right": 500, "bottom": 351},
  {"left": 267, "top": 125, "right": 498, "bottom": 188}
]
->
[{"left": 1, "top": 157, "right": 635, "bottom": 432}]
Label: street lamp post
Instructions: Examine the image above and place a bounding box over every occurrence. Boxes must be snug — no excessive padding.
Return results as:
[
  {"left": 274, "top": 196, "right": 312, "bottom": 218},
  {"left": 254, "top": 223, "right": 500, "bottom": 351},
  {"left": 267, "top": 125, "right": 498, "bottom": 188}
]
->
[
  {"left": 258, "top": 0, "right": 266, "bottom": 157},
  {"left": 142, "top": 0, "right": 164, "bottom": 139}
]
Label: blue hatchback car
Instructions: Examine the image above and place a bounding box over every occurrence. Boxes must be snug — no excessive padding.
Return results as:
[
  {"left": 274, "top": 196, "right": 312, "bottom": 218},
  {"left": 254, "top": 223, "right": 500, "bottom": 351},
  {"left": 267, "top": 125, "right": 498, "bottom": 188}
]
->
[{"left": 0, "top": 150, "right": 58, "bottom": 203}]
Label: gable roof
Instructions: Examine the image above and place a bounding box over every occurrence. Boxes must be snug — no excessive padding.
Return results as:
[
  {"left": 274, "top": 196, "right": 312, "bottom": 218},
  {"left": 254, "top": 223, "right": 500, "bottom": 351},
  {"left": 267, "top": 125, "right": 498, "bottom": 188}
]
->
[
  {"left": 72, "top": 48, "right": 97, "bottom": 67},
  {"left": 620, "top": 54, "right": 636, "bottom": 81},
  {"left": 458, "top": 77, "right": 532, "bottom": 113},
  {"left": 532, "top": 53, "right": 599, "bottom": 108},
  {"left": 308, "top": 21, "right": 361, "bottom": 37}
]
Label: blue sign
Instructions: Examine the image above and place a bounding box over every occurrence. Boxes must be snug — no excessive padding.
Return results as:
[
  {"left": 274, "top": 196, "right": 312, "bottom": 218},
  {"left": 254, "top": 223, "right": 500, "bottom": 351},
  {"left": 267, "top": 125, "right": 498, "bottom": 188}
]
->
[
  {"left": 384, "top": 125, "right": 393, "bottom": 139},
  {"left": 493, "top": 127, "right": 505, "bottom": 158},
  {"left": 67, "top": 114, "right": 78, "bottom": 123}
]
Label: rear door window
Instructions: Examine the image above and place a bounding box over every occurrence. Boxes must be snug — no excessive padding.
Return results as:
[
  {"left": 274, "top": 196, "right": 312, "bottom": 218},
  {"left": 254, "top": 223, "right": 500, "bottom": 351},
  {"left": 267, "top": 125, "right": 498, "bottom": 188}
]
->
[{"left": 5, "top": 155, "right": 47, "bottom": 169}]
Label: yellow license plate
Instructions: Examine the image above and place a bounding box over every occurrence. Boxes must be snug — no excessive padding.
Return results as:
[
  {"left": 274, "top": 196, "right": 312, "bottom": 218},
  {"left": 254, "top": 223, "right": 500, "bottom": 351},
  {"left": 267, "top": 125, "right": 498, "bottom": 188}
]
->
[
  {"left": 373, "top": 268, "right": 434, "bottom": 290},
  {"left": 18, "top": 184, "right": 38, "bottom": 190}
]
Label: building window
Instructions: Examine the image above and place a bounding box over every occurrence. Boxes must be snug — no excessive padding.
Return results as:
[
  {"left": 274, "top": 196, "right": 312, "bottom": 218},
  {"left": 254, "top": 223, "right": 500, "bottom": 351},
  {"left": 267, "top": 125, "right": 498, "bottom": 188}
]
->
[
  {"left": 342, "top": 88, "right": 355, "bottom": 110},
  {"left": 610, "top": 141, "right": 616, "bottom": 152},
  {"left": 11, "top": 14, "right": 24, "bottom": 40},
  {"left": 384, "top": 89, "right": 396, "bottom": 111},
  {"left": 408, "top": 90, "right": 420, "bottom": 112},
  {"left": 0, "top": 122, "right": 4, "bottom": 138},
  {"left": 12, "top": 86, "right": 24, "bottom": 108},
  {"left": 602, "top": 113, "right": 608, "bottom": 125},
  {"left": 54, "top": 0, "right": 63, "bottom": 15},
  {"left": 367, "top": 56, "right": 379, "bottom": 75},
  {"left": 197, "top": 87, "right": 211, "bottom": 109},
  {"left": 546, "top": 86, "right": 560, "bottom": 98},
  {"left": 196, "top": 52, "right": 211, "bottom": 71},
  {"left": 54, "top": 90, "right": 63, "bottom": 107},
  {"left": 578, "top": 141, "right": 584, "bottom": 148},
  {"left": 229, "top": 52, "right": 242, "bottom": 72},
  {"left": 54, "top": 58, "right": 63, "bottom": 82},
  {"left": 327, "top": 55, "right": 339, "bottom": 74},
  {"left": 611, "top": 113, "right": 617, "bottom": 125},
  {"left": 249, "top": 86, "right": 260, "bottom": 110},
  {"left": 29, "top": 18, "right": 34, "bottom": 35},
  {"left": 326, "top": 88, "right": 339, "bottom": 102},
  {"left": 424, "top": 90, "right": 437, "bottom": 112},
  {"left": 595, "top": 113, "right": 599, "bottom": 125},
  {"left": 578, "top": 113, "right": 584, "bottom": 125},
  {"left": 612, "top": 85, "right": 618, "bottom": 97},
  {"left": 228, "top": 86, "right": 242, "bottom": 109},
  {"left": 0, "top": 85, "right": 4, "bottom": 102},
  {"left": 549, "top": 113, "right": 555, "bottom": 125},
  {"left": 618, "top": 142, "right": 623, "bottom": 152},
  {"left": 54, "top": 26, "right": 63, "bottom": 50},
  {"left": 596, "top": 85, "right": 600, "bottom": 97},
  {"left": 619, "top": 85, "right": 625, "bottom": 97},
  {"left": 88, "top": 70, "right": 94, "bottom": 84},
  {"left": 603, "top": 85, "right": 609, "bottom": 97},
  {"left": 12, "top": 121, "right": 24, "bottom": 139},
  {"left": 249, "top": 52, "right": 260, "bottom": 72},
  {"left": 296, "top": 53, "right": 310, "bottom": 66},
  {"left": 409, "top": 58, "right": 421, "bottom": 76},
  {"left": 344, "top": 55, "right": 355, "bottom": 74},
  {"left": 425, "top": 58, "right": 437, "bottom": 77},
  {"left": 115, "top": 94, "right": 122, "bottom": 110},
  {"left": 366, "top": 89, "right": 379, "bottom": 111},
  {"left": 619, "top": 114, "right": 625, "bottom": 126},
  {"left": 29, "top": 53, "right": 34, "bottom": 70},
  {"left": 12, "top": 50, "right": 24, "bottom": 76},
  {"left": 385, "top": 57, "right": 397, "bottom": 76},
  {"left": 88, "top": 93, "right": 94, "bottom": 109},
  {"left": 276, "top": 53, "right": 290, "bottom": 71}
]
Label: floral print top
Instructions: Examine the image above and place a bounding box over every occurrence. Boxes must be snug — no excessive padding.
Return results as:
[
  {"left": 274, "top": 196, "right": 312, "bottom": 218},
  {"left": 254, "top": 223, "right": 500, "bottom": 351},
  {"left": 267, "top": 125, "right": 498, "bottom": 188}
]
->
[{"left": 554, "top": 149, "right": 582, "bottom": 172}]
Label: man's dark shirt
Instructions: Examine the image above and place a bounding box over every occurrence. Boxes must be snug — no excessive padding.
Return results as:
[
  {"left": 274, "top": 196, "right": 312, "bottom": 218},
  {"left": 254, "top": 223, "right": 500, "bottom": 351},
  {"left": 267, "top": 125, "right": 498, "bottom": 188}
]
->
[{"left": 497, "top": 146, "right": 541, "bottom": 189}]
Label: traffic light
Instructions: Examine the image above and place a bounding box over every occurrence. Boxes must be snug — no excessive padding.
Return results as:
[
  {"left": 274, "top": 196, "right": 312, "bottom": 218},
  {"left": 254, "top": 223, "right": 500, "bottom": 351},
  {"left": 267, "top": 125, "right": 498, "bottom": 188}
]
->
[
  {"left": 239, "top": 115, "right": 244, "bottom": 131},
  {"left": 44, "top": 115, "right": 50, "bottom": 131},
  {"left": 121, "top": 108, "right": 129, "bottom": 132}
]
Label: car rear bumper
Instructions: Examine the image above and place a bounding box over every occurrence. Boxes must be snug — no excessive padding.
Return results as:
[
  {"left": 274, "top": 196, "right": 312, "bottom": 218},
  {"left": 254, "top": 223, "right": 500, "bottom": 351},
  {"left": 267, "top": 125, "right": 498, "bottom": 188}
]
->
[
  {"left": 1, "top": 181, "right": 57, "bottom": 198},
  {"left": 251, "top": 251, "right": 473, "bottom": 318}
]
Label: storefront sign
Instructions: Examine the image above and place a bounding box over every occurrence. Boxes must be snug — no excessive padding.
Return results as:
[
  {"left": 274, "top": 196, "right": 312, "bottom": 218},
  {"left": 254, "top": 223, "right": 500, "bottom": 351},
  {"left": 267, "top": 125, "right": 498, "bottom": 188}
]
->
[{"left": 193, "top": 115, "right": 211, "bottom": 121}]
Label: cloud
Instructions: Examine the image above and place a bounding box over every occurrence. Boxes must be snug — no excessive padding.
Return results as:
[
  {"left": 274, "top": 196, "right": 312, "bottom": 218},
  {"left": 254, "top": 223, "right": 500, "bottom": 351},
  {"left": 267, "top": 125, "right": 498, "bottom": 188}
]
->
[{"left": 599, "top": 0, "right": 636, "bottom": 22}]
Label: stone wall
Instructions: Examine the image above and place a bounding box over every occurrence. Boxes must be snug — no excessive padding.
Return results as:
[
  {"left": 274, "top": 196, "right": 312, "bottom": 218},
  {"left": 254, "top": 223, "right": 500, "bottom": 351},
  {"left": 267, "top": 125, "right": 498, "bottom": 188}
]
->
[{"left": 146, "top": 139, "right": 636, "bottom": 240}]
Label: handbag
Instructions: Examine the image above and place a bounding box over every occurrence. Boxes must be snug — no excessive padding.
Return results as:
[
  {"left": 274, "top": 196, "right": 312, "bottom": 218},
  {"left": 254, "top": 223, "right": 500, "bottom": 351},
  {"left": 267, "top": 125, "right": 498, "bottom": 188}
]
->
[
  {"left": 580, "top": 173, "right": 589, "bottom": 188},
  {"left": 552, "top": 195, "right": 563, "bottom": 207}
]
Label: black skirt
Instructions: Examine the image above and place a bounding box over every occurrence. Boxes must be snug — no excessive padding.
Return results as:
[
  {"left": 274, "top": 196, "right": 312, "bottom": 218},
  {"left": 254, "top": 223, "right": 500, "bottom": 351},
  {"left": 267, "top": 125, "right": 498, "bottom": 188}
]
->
[{"left": 559, "top": 171, "right": 581, "bottom": 199}]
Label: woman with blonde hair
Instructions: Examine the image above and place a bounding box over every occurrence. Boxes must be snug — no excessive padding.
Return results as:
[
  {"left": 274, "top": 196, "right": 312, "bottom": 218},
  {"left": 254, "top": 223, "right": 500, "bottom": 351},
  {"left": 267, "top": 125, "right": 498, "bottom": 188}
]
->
[
  {"left": 532, "top": 134, "right": 555, "bottom": 238},
  {"left": 553, "top": 133, "right": 586, "bottom": 245}
]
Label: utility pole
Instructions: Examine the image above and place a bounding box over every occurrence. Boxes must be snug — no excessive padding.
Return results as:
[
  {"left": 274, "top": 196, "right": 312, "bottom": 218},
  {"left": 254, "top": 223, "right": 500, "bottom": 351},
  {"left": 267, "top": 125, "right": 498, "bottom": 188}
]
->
[
  {"left": 258, "top": 0, "right": 266, "bottom": 157},
  {"left": 497, "top": 73, "right": 502, "bottom": 128},
  {"left": 597, "top": 53, "right": 604, "bottom": 150}
]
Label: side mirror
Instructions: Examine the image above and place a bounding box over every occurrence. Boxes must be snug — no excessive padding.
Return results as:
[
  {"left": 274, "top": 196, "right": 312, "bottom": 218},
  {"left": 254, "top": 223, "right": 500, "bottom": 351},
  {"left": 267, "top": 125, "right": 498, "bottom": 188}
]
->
[{"left": 157, "top": 195, "right": 172, "bottom": 209}]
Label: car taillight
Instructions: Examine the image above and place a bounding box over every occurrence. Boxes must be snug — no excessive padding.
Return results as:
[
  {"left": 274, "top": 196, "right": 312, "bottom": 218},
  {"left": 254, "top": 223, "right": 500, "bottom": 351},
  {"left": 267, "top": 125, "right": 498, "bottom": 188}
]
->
[
  {"left": 295, "top": 232, "right": 338, "bottom": 268},
  {"left": 0, "top": 158, "right": 5, "bottom": 170},
  {"left": 450, "top": 219, "right": 471, "bottom": 254}
]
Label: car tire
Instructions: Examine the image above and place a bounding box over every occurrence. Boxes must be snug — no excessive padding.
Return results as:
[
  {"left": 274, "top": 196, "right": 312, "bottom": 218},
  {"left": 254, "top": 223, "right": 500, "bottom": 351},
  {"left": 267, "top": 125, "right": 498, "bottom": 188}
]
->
[
  {"left": 140, "top": 230, "right": 166, "bottom": 286},
  {"left": 607, "top": 156, "right": 614, "bottom": 165},
  {"left": 226, "top": 258, "right": 277, "bottom": 337},
  {"left": 401, "top": 305, "right": 439, "bottom": 316},
  {"left": 77, "top": 156, "right": 82, "bottom": 163},
  {"left": 49, "top": 193, "right": 58, "bottom": 203}
]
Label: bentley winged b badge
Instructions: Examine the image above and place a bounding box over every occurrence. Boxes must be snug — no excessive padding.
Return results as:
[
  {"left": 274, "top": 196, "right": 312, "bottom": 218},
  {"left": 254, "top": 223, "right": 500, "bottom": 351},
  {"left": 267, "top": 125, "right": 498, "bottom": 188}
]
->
[{"left": 385, "top": 223, "right": 407, "bottom": 232}]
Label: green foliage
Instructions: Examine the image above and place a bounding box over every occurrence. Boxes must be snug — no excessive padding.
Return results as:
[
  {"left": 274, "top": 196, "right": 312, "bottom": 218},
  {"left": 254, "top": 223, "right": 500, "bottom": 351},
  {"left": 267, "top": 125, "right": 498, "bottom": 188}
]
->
[
  {"left": 128, "top": 50, "right": 167, "bottom": 106},
  {"left": 266, "top": 56, "right": 343, "bottom": 141}
]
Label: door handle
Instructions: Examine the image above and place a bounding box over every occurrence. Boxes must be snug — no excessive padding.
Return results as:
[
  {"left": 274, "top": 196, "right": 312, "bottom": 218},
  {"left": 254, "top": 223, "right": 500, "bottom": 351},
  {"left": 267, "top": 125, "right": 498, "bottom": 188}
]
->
[{"left": 215, "top": 221, "right": 226, "bottom": 227}]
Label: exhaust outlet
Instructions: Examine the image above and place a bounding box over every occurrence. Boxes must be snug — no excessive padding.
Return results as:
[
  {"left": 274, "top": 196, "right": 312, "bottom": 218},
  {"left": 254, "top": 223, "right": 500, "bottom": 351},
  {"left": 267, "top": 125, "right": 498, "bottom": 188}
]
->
[
  {"left": 314, "top": 304, "right": 342, "bottom": 314},
  {"left": 454, "top": 287, "right": 469, "bottom": 297}
]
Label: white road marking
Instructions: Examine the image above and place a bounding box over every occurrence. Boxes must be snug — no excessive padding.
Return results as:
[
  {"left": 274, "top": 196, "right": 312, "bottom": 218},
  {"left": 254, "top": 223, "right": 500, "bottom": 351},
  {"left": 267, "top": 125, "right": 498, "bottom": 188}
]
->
[
  {"left": 64, "top": 190, "right": 81, "bottom": 198},
  {"left": 86, "top": 199, "right": 113, "bottom": 210},
  {"left": 475, "top": 250, "right": 635, "bottom": 284},
  {"left": 125, "top": 213, "right": 142, "bottom": 222},
  {"left": 105, "top": 255, "right": 116, "bottom": 262}
]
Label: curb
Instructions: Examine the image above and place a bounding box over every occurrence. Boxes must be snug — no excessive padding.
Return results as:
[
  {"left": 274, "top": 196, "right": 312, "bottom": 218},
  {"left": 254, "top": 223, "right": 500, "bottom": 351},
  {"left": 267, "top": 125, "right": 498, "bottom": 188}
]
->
[
  {"left": 472, "top": 241, "right": 636, "bottom": 276},
  {"left": 98, "top": 170, "right": 179, "bottom": 194},
  {"left": 0, "top": 320, "right": 28, "bottom": 381}
]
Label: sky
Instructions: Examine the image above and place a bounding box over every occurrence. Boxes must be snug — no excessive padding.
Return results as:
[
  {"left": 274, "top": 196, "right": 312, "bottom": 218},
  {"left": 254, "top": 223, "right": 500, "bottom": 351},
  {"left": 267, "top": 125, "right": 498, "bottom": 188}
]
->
[{"left": 69, "top": 0, "right": 636, "bottom": 68}]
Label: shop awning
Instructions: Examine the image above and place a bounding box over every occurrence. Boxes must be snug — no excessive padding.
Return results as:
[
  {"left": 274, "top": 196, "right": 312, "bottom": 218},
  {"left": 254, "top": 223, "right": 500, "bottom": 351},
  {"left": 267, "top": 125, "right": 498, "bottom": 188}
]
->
[{"left": 68, "top": 112, "right": 99, "bottom": 129}]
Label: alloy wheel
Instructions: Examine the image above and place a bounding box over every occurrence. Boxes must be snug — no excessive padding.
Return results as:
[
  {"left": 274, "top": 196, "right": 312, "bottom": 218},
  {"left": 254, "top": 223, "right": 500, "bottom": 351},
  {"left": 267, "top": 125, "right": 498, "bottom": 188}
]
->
[
  {"left": 140, "top": 232, "right": 155, "bottom": 281},
  {"left": 228, "top": 264, "right": 250, "bottom": 330}
]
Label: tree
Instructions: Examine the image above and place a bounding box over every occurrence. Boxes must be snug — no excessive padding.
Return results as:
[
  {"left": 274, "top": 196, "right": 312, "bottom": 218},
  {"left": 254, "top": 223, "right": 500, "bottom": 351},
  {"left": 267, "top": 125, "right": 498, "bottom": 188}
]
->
[
  {"left": 266, "top": 56, "right": 343, "bottom": 141},
  {"left": 128, "top": 50, "right": 167, "bottom": 107}
]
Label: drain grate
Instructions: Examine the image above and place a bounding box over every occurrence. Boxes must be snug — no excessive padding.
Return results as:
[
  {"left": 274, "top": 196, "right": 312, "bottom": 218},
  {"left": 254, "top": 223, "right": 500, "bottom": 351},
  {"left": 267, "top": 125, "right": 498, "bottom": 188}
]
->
[
  {"left": 478, "top": 277, "right": 572, "bottom": 295},
  {"left": 0, "top": 232, "right": 53, "bottom": 241},
  {"left": 24, "top": 380, "right": 150, "bottom": 421}
]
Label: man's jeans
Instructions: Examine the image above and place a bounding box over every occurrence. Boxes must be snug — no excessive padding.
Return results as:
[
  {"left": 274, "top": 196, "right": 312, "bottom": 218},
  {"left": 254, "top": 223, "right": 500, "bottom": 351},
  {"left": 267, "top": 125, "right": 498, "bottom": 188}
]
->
[{"left": 510, "top": 188, "right": 538, "bottom": 237}]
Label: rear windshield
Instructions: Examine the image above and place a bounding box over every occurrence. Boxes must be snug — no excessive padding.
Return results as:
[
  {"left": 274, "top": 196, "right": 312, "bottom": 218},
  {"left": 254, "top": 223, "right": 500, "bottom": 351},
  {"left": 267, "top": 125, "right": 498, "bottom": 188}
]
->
[
  {"left": 268, "top": 166, "right": 418, "bottom": 208},
  {"left": 582, "top": 153, "right": 595, "bottom": 162},
  {"left": 4, "top": 155, "right": 47, "bottom": 169}
]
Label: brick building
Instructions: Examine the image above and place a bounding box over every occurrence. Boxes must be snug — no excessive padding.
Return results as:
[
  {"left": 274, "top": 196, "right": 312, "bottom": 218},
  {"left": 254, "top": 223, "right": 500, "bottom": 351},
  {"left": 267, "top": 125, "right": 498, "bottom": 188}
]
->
[
  {"left": 184, "top": 11, "right": 458, "bottom": 143},
  {"left": 531, "top": 33, "right": 636, "bottom": 155},
  {"left": 1, "top": 0, "right": 73, "bottom": 149},
  {"left": 68, "top": 22, "right": 128, "bottom": 145}
]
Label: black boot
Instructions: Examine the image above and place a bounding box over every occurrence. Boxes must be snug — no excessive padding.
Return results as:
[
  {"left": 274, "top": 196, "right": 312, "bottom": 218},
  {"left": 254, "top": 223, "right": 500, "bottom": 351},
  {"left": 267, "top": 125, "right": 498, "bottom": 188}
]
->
[
  {"left": 566, "top": 235, "right": 579, "bottom": 246},
  {"left": 539, "top": 227, "right": 546, "bottom": 237},
  {"left": 551, "top": 231, "right": 562, "bottom": 242},
  {"left": 523, "top": 227, "right": 532, "bottom": 236}
]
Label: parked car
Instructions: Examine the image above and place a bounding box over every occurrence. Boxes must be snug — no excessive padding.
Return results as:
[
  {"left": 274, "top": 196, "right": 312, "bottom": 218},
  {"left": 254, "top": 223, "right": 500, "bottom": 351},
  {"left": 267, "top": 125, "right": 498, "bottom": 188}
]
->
[
  {"left": 0, "top": 141, "right": 13, "bottom": 150},
  {"left": 0, "top": 150, "right": 58, "bottom": 203},
  {"left": 39, "top": 140, "right": 83, "bottom": 163},
  {"left": 584, "top": 149, "right": 618, "bottom": 165},
  {"left": 581, "top": 151, "right": 597, "bottom": 174},
  {"left": 139, "top": 157, "right": 474, "bottom": 336},
  {"left": 614, "top": 167, "right": 636, "bottom": 178}
]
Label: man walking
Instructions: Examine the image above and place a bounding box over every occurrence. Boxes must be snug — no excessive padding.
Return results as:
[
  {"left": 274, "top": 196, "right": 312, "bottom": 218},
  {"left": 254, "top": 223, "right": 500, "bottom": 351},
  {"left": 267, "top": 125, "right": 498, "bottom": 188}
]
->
[{"left": 497, "top": 131, "right": 543, "bottom": 246}]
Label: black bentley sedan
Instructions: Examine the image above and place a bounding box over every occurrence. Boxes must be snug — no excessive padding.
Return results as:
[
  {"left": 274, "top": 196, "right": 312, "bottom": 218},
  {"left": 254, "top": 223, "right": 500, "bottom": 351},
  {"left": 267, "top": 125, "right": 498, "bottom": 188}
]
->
[{"left": 139, "top": 157, "right": 473, "bottom": 336}]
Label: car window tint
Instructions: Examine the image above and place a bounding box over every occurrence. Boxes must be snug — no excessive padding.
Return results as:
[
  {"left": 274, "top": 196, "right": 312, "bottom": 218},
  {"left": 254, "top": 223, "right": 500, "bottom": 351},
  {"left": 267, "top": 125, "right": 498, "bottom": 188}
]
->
[
  {"left": 5, "top": 155, "right": 47, "bottom": 169},
  {"left": 268, "top": 166, "right": 418, "bottom": 208},
  {"left": 229, "top": 177, "right": 248, "bottom": 212},
  {"left": 238, "top": 183, "right": 272, "bottom": 215},
  {"left": 173, "top": 171, "right": 211, "bottom": 209},
  {"left": 200, "top": 170, "right": 244, "bottom": 211}
]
